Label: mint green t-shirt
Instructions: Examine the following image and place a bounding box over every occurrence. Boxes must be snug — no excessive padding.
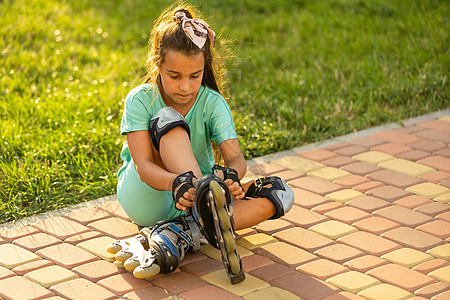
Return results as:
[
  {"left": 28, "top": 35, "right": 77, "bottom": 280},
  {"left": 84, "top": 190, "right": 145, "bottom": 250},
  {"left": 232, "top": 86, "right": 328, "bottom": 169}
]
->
[{"left": 118, "top": 84, "right": 238, "bottom": 177}]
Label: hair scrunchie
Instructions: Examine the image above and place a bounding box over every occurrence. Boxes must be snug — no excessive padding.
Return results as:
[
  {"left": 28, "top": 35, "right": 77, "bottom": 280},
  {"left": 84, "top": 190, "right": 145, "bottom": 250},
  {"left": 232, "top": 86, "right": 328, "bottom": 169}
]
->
[{"left": 173, "top": 11, "right": 216, "bottom": 49}]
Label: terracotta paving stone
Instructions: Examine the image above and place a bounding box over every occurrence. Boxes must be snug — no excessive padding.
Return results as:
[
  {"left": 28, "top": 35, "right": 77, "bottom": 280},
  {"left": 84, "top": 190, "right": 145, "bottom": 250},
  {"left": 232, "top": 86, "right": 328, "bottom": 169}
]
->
[
  {"left": 333, "top": 175, "right": 370, "bottom": 189},
  {"left": 0, "top": 243, "right": 41, "bottom": 269},
  {"left": 123, "top": 285, "right": 172, "bottom": 300},
  {"left": 64, "top": 207, "right": 112, "bottom": 225},
  {"left": 271, "top": 169, "right": 303, "bottom": 181},
  {"left": 416, "top": 129, "right": 450, "bottom": 144},
  {"left": 289, "top": 176, "right": 343, "bottom": 196},
  {"left": 394, "top": 195, "right": 433, "bottom": 209},
  {"left": 326, "top": 271, "right": 380, "bottom": 294},
  {"left": 414, "top": 202, "right": 450, "bottom": 217},
  {"left": 24, "top": 265, "right": 78, "bottom": 288},
  {"left": 0, "top": 225, "right": 40, "bottom": 242},
  {"left": 335, "top": 145, "right": 369, "bottom": 157},
  {"left": 12, "top": 260, "right": 53, "bottom": 276},
  {"left": 180, "top": 256, "right": 224, "bottom": 276},
  {"left": 325, "top": 142, "right": 351, "bottom": 151},
  {"left": 367, "top": 169, "right": 423, "bottom": 189},
  {"left": 152, "top": 271, "right": 209, "bottom": 294},
  {"left": 428, "top": 265, "right": 450, "bottom": 284},
  {"left": 433, "top": 290, "right": 450, "bottom": 299},
  {"left": 242, "top": 286, "right": 299, "bottom": 300},
  {"left": 88, "top": 217, "right": 139, "bottom": 239},
  {"left": 299, "top": 148, "right": 340, "bottom": 162},
  {"left": 72, "top": 260, "right": 125, "bottom": 282},
  {"left": 338, "top": 231, "right": 402, "bottom": 256},
  {"left": 64, "top": 231, "right": 103, "bottom": 245},
  {"left": 418, "top": 119, "right": 450, "bottom": 133},
  {"left": 416, "top": 220, "right": 450, "bottom": 239},
  {"left": 372, "top": 130, "right": 423, "bottom": 145},
  {"left": 31, "top": 216, "right": 90, "bottom": 240},
  {"left": 247, "top": 163, "right": 286, "bottom": 176},
  {"left": 357, "top": 283, "right": 413, "bottom": 300},
  {"left": 353, "top": 180, "right": 385, "bottom": 193},
  {"left": 441, "top": 179, "right": 450, "bottom": 188},
  {"left": 371, "top": 142, "right": 412, "bottom": 156},
  {"left": 325, "top": 189, "right": 365, "bottom": 203},
  {"left": 98, "top": 200, "right": 131, "bottom": 221},
  {"left": 253, "top": 242, "right": 318, "bottom": 268},
  {"left": 201, "top": 270, "right": 270, "bottom": 297},
  {"left": 346, "top": 196, "right": 391, "bottom": 213},
  {"left": 312, "top": 201, "right": 344, "bottom": 214},
  {"left": 296, "top": 259, "right": 349, "bottom": 280},
  {"left": 273, "top": 227, "right": 335, "bottom": 252},
  {"left": 249, "top": 263, "right": 295, "bottom": 282},
  {"left": 341, "top": 161, "right": 383, "bottom": 176},
  {"left": 381, "top": 227, "right": 445, "bottom": 252},
  {"left": 435, "top": 147, "right": 450, "bottom": 158},
  {"left": 322, "top": 155, "right": 357, "bottom": 168},
  {"left": 372, "top": 205, "right": 433, "bottom": 227},
  {"left": 50, "top": 278, "right": 116, "bottom": 300},
  {"left": 0, "top": 236, "right": 5, "bottom": 245},
  {"left": 179, "top": 251, "right": 208, "bottom": 267},
  {"left": 411, "top": 140, "right": 447, "bottom": 154},
  {"left": 366, "top": 185, "right": 412, "bottom": 202},
  {"left": 381, "top": 248, "right": 434, "bottom": 268},
  {"left": 397, "top": 149, "right": 431, "bottom": 161},
  {"left": 76, "top": 236, "right": 116, "bottom": 261},
  {"left": 240, "top": 254, "right": 274, "bottom": 273},
  {"left": 281, "top": 205, "right": 329, "bottom": 228},
  {"left": 12, "top": 232, "right": 62, "bottom": 252},
  {"left": 98, "top": 272, "right": 153, "bottom": 296},
  {"left": 271, "top": 156, "right": 325, "bottom": 173},
  {"left": 350, "top": 136, "right": 386, "bottom": 148},
  {"left": 292, "top": 187, "right": 329, "bottom": 209},
  {"left": 437, "top": 210, "right": 450, "bottom": 222},
  {"left": 253, "top": 218, "right": 294, "bottom": 235},
  {"left": 413, "top": 259, "right": 450, "bottom": 275},
  {"left": 309, "top": 220, "right": 358, "bottom": 240},
  {"left": 313, "top": 243, "right": 365, "bottom": 264},
  {"left": 367, "top": 263, "right": 437, "bottom": 292},
  {"left": 418, "top": 156, "right": 450, "bottom": 173},
  {"left": 414, "top": 282, "right": 450, "bottom": 299},
  {"left": 236, "top": 233, "right": 278, "bottom": 250},
  {"left": 427, "top": 244, "right": 450, "bottom": 260},
  {"left": 324, "top": 207, "right": 371, "bottom": 224},
  {"left": 271, "top": 271, "right": 340, "bottom": 299},
  {"left": 37, "top": 243, "right": 99, "bottom": 269},
  {"left": 179, "top": 284, "right": 243, "bottom": 300},
  {"left": 0, "top": 266, "right": 15, "bottom": 280},
  {"left": 0, "top": 275, "right": 54, "bottom": 300},
  {"left": 308, "top": 166, "right": 352, "bottom": 182},
  {"left": 343, "top": 255, "right": 388, "bottom": 273},
  {"left": 395, "top": 125, "right": 426, "bottom": 134},
  {"left": 352, "top": 217, "right": 401, "bottom": 235}
]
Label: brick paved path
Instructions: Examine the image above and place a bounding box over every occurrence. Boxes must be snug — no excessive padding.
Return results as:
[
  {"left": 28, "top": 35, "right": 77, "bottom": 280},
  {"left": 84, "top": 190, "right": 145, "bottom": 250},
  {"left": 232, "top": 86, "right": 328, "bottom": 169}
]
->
[{"left": 1, "top": 110, "right": 449, "bottom": 300}]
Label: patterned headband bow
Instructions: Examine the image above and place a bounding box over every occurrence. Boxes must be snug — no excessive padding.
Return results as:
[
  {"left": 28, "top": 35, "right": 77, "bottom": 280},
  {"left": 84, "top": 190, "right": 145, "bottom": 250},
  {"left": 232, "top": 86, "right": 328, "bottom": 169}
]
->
[{"left": 173, "top": 11, "right": 216, "bottom": 49}]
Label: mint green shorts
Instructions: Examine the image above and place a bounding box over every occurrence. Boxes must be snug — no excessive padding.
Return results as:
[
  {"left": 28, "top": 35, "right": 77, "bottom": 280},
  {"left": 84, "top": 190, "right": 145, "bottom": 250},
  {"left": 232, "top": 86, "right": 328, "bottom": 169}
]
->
[{"left": 117, "top": 162, "right": 185, "bottom": 227}]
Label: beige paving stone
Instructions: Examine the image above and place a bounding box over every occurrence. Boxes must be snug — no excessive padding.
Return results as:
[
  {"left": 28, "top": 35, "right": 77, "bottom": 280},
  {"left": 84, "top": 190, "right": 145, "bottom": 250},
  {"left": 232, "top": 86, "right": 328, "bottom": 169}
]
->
[
  {"left": 242, "top": 286, "right": 299, "bottom": 300},
  {"left": 98, "top": 200, "right": 131, "bottom": 221},
  {"left": 292, "top": 187, "right": 329, "bottom": 209},
  {"left": 88, "top": 217, "right": 139, "bottom": 239},
  {"left": 236, "top": 233, "right": 278, "bottom": 250},
  {"left": 273, "top": 226, "right": 335, "bottom": 252},
  {"left": 76, "top": 236, "right": 116, "bottom": 261},
  {"left": 357, "top": 283, "right": 412, "bottom": 300},
  {"left": 31, "top": 216, "right": 90, "bottom": 240},
  {"left": 299, "top": 148, "right": 340, "bottom": 162},
  {"left": 406, "top": 182, "right": 450, "bottom": 199},
  {"left": 64, "top": 231, "right": 103, "bottom": 245},
  {"left": 434, "top": 192, "right": 450, "bottom": 203},
  {"left": 343, "top": 255, "right": 389, "bottom": 273},
  {"left": 378, "top": 158, "right": 435, "bottom": 177},
  {"left": 253, "top": 242, "right": 318, "bottom": 268},
  {"left": 428, "top": 266, "right": 450, "bottom": 284},
  {"left": 0, "top": 243, "right": 41, "bottom": 269},
  {"left": 282, "top": 204, "right": 329, "bottom": 228},
  {"left": 289, "top": 176, "right": 343, "bottom": 196},
  {"left": 0, "top": 265, "right": 15, "bottom": 280},
  {"left": 415, "top": 282, "right": 450, "bottom": 299},
  {"left": 326, "top": 271, "right": 380, "bottom": 293},
  {"left": 200, "top": 243, "right": 252, "bottom": 262},
  {"left": 37, "top": 242, "right": 99, "bottom": 269},
  {"left": 12, "top": 260, "right": 54, "bottom": 276},
  {"left": 98, "top": 272, "right": 153, "bottom": 296},
  {"left": 325, "top": 189, "right": 365, "bottom": 203},
  {"left": 427, "top": 243, "right": 450, "bottom": 260},
  {"left": 253, "top": 218, "right": 294, "bottom": 235},
  {"left": 0, "top": 225, "right": 40, "bottom": 242},
  {"left": 0, "top": 276, "right": 54, "bottom": 300},
  {"left": 352, "top": 151, "right": 395, "bottom": 165},
  {"left": 296, "top": 259, "right": 349, "bottom": 280},
  {"left": 201, "top": 270, "right": 270, "bottom": 297},
  {"left": 439, "top": 115, "right": 450, "bottom": 122},
  {"left": 313, "top": 243, "right": 365, "bottom": 265},
  {"left": 381, "top": 248, "right": 434, "bottom": 268},
  {"left": 271, "top": 156, "right": 325, "bottom": 173},
  {"left": 307, "top": 166, "right": 351, "bottom": 182},
  {"left": 13, "top": 232, "right": 62, "bottom": 252},
  {"left": 72, "top": 260, "right": 125, "bottom": 282},
  {"left": 64, "top": 207, "right": 112, "bottom": 225},
  {"left": 24, "top": 265, "right": 78, "bottom": 288},
  {"left": 50, "top": 278, "right": 116, "bottom": 300},
  {"left": 248, "top": 163, "right": 287, "bottom": 176},
  {"left": 309, "top": 220, "right": 358, "bottom": 240}
]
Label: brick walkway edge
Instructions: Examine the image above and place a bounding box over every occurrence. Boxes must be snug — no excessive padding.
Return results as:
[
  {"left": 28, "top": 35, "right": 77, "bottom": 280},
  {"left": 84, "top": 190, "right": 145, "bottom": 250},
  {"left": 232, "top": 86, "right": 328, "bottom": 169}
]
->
[{"left": 1, "top": 109, "right": 450, "bottom": 300}]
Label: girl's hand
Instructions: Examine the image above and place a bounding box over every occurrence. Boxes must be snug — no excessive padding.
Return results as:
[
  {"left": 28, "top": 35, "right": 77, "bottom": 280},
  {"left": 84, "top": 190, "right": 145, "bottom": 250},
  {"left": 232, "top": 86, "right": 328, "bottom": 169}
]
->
[
  {"left": 175, "top": 187, "right": 195, "bottom": 211},
  {"left": 225, "top": 179, "right": 245, "bottom": 200}
]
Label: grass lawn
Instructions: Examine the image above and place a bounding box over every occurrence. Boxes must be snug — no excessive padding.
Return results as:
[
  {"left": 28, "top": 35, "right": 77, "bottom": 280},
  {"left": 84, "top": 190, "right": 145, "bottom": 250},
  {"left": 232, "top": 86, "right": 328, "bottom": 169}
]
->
[{"left": 1, "top": 0, "right": 448, "bottom": 223}]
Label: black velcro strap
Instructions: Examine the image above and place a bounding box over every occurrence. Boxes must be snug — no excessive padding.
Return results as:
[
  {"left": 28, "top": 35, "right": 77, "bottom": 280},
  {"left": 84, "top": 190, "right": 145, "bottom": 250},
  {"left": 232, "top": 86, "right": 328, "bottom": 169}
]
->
[{"left": 172, "top": 171, "right": 196, "bottom": 210}]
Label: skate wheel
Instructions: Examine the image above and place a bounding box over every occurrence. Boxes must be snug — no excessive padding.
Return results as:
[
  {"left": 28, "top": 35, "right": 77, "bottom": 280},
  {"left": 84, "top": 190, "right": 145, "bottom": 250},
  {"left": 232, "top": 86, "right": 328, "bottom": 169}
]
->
[
  {"left": 113, "top": 260, "right": 125, "bottom": 269},
  {"left": 133, "top": 264, "right": 161, "bottom": 279},
  {"left": 124, "top": 259, "right": 140, "bottom": 271},
  {"left": 222, "top": 229, "right": 236, "bottom": 253},
  {"left": 217, "top": 207, "right": 231, "bottom": 230},
  {"left": 227, "top": 252, "right": 241, "bottom": 274},
  {"left": 115, "top": 250, "right": 132, "bottom": 262},
  {"left": 106, "top": 243, "right": 121, "bottom": 254},
  {"left": 210, "top": 180, "right": 226, "bottom": 207}
]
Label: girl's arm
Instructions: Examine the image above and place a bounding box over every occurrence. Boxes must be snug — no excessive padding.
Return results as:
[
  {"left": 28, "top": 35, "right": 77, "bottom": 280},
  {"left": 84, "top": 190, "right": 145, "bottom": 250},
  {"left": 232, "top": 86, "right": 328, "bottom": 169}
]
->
[
  {"left": 219, "top": 139, "right": 247, "bottom": 200},
  {"left": 127, "top": 130, "right": 177, "bottom": 191}
]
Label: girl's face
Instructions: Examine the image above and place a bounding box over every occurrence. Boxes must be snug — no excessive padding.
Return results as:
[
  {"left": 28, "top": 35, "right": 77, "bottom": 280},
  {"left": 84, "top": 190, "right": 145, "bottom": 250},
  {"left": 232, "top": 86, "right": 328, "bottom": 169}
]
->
[{"left": 159, "top": 50, "right": 204, "bottom": 112}]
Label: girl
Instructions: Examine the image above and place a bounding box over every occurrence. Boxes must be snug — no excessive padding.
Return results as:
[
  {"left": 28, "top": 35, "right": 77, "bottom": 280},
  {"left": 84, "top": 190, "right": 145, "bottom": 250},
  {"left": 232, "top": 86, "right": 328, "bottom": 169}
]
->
[{"left": 111, "top": 1, "right": 294, "bottom": 282}]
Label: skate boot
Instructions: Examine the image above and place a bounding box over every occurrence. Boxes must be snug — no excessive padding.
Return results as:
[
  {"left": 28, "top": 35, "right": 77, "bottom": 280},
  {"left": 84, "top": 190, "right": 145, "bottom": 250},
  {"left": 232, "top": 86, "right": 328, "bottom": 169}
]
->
[
  {"left": 106, "top": 215, "right": 201, "bottom": 279},
  {"left": 192, "top": 174, "right": 245, "bottom": 284}
]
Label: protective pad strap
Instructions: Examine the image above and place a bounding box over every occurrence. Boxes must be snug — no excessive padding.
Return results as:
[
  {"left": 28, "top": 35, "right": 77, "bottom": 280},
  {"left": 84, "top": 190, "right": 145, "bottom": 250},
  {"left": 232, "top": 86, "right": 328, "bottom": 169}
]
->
[
  {"left": 212, "top": 164, "right": 242, "bottom": 188},
  {"left": 246, "top": 176, "right": 294, "bottom": 219},
  {"left": 149, "top": 107, "right": 190, "bottom": 152},
  {"left": 172, "top": 171, "right": 196, "bottom": 210}
]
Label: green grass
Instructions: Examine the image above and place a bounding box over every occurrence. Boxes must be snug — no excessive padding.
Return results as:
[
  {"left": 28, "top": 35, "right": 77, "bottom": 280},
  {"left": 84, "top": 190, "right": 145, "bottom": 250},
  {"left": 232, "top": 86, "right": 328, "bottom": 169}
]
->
[{"left": 1, "top": 0, "right": 448, "bottom": 223}]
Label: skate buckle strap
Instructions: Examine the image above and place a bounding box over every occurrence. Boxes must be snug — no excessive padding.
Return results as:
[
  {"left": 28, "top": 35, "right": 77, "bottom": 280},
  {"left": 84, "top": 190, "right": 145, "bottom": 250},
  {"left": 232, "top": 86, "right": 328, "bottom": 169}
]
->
[
  {"left": 172, "top": 171, "right": 196, "bottom": 210},
  {"left": 212, "top": 164, "right": 242, "bottom": 190}
]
